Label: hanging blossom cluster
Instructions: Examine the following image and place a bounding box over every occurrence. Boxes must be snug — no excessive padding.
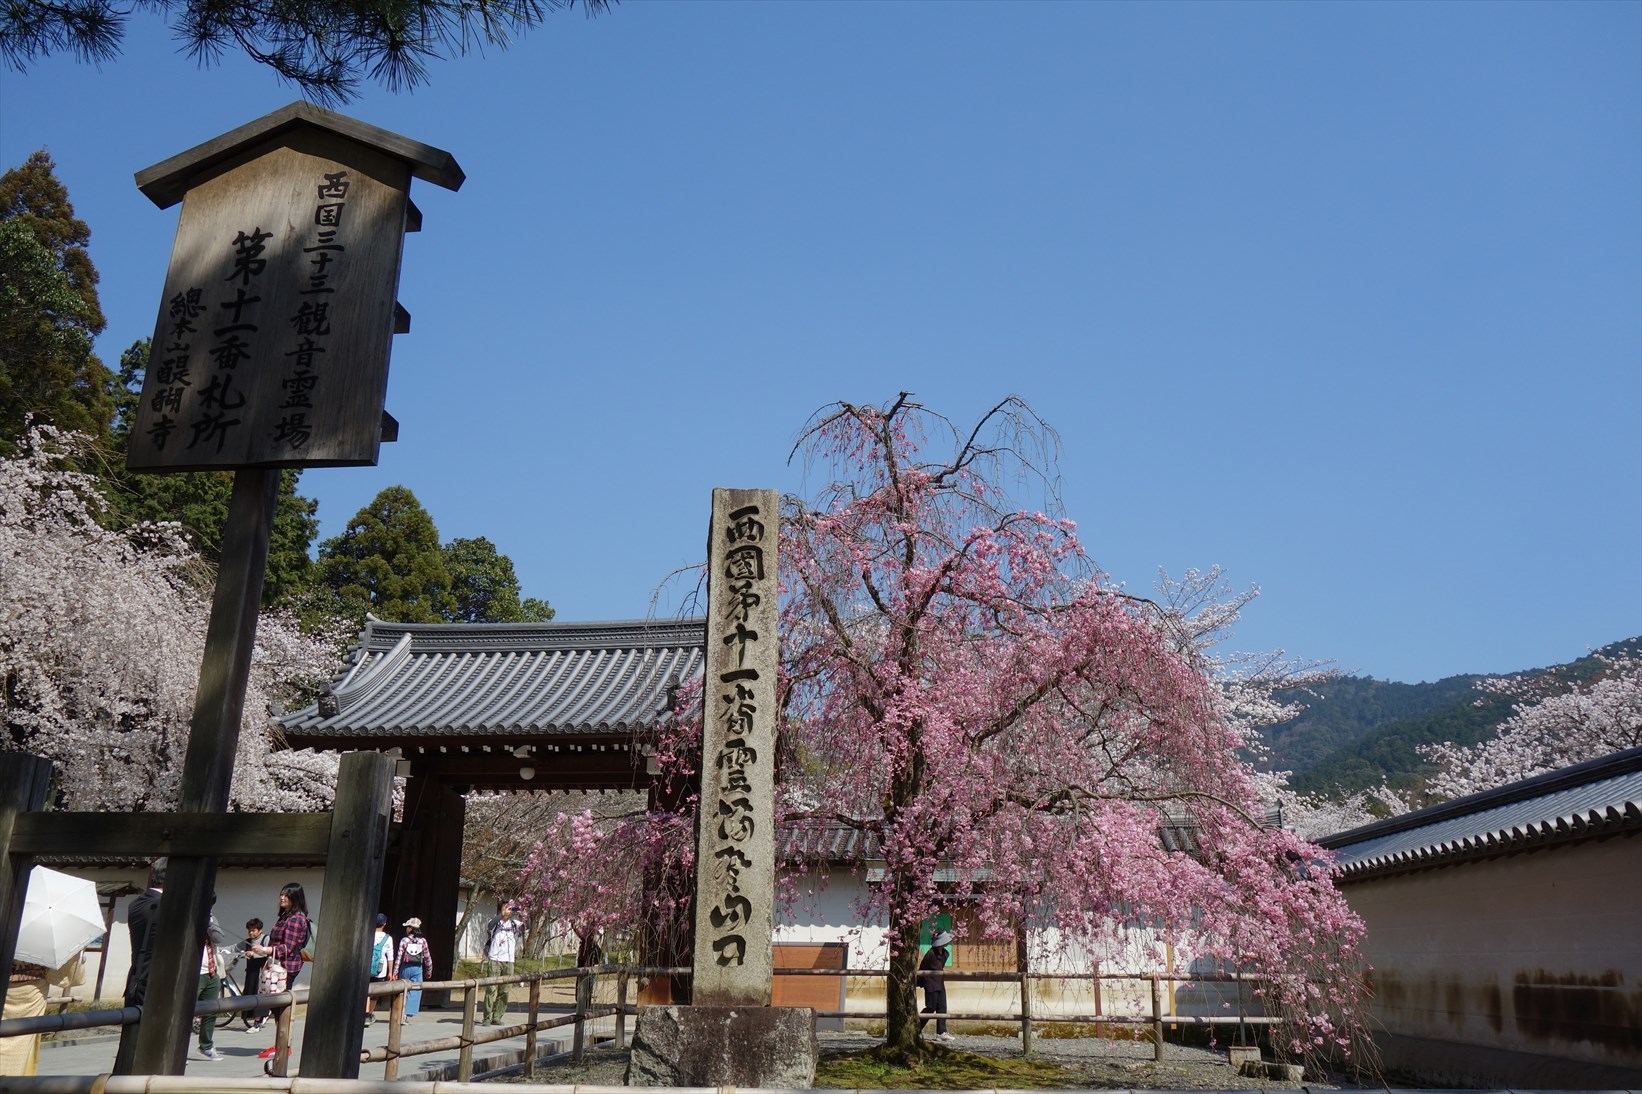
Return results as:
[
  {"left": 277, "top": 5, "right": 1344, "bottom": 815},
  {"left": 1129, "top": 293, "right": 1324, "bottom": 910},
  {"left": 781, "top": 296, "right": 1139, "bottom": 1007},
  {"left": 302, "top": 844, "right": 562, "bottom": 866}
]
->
[
  {"left": 773, "top": 397, "right": 1369, "bottom": 1062},
  {"left": 1422, "top": 650, "right": 1642, "bottom": 799},
  {"left": 0, "top": 427, "right": 341, "bottom": 810},
  {"left": 517, "top": 675, "right": 704, "bottom": 953}
]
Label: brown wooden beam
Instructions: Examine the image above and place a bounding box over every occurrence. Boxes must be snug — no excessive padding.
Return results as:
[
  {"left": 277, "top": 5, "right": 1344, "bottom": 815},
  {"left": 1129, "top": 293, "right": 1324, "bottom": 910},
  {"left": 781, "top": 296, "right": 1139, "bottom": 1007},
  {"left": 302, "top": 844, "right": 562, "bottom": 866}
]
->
[
  {"left": 403, "top": 751, "right": 649, "bottom": 785},
  {"left": 11, "top": 812, "right": 333, "bottom": 859}
]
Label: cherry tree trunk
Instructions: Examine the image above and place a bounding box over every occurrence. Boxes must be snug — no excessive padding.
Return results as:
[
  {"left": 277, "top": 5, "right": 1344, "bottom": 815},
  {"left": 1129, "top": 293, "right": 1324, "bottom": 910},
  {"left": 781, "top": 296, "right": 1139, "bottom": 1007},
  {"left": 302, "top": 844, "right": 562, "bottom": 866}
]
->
[{"left": 884, "top": 913, "right": 926, "bottom": 1055}]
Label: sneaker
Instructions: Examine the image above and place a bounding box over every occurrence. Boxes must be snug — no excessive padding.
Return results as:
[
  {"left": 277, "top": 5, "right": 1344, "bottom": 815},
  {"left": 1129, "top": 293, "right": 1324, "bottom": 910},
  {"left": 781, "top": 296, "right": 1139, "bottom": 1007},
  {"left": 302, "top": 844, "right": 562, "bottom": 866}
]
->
[
  {"left": 200, "top": 1048, "right": 221, "bottom": 1061},
  {"left": 364, "top": 1015, "right": 377, "bottom": 1027},
  {"left": 258, "top": 1046, "right": 278, "bottom": 1059}
]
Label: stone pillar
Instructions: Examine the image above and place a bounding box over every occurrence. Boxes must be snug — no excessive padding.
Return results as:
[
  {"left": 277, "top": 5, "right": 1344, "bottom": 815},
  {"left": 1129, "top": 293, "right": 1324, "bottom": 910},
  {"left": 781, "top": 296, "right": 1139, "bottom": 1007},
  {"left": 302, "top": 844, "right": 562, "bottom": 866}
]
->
[
  {"left": 692, "top": 488, "right": 780, "bottom": 1003},
  {"left": 631, "top": 488, "right": 816, "bottom": 1087}
]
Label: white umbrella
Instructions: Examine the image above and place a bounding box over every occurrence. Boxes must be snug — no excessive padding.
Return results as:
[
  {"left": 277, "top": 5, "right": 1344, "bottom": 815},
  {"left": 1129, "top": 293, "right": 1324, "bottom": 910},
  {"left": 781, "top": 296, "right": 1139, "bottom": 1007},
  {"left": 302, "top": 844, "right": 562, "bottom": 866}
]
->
[{"left": 13, "top": 866, "right": 104, "bottom": 968}]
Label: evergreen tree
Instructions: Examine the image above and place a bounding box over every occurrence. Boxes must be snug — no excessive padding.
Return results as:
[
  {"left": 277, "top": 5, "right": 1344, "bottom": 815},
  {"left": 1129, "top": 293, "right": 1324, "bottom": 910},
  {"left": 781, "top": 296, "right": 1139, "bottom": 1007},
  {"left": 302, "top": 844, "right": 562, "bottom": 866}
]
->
[
  {"left": 3, "top": 0, "right": 610, "bottom": 105},
  {"left": 0, "top": 151, "right": 113, "bottom": 455},
  {"left": 317, "top": 485, "right": 456, "bottom": 624},
  {"left": 443, "top": 536, "right": 554, "bottom": 623}
]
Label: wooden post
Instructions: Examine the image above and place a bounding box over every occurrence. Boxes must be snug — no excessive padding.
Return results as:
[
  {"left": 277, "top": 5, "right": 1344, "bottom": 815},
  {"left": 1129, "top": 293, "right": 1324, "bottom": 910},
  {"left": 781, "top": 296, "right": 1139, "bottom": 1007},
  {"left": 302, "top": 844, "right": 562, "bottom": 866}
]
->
[
  {"left": 615, "top": 969, "right": 629, "bottom": 1048},
  {"left": 572, "top": 970, "right": 586, "bottom": 1062},
  {"left": 524, "top": 976, "right": 540, "bottom": 1077},
  {"left": 1151, "top": 974, "right": 1164, "bottom": 1062},
  {"left": 133, "top": 468, "right": 278, "bottom": 1075},
  {"left": 1016, "top": 931, "right": 1032, "bottom": 1057},
  {"left": 271, "top": 997, "right": 295, "bottom": 1076},
  {"left": 384, "top": 987, "right": 406, "bottom": 1080},
  {"left": 1019, "top": 971, "right": 1033, "bottom": 1055},
  {"left": 299, "top": 752, "right": 394, "bottom": 1078},
  {"left": 458, "top": 980, "right": 477, "bottom": 1080},
  {"left": 0, "top": 754, "right": 54, "bottom": 1012}
]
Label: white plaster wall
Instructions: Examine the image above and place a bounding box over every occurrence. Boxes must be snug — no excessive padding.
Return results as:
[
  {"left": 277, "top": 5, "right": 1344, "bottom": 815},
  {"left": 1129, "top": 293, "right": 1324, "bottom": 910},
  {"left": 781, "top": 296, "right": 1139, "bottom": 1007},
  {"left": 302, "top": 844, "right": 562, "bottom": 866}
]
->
[
  {"left": 1342, "top": 836, "right": 1642, "bottom": 1075},
  {"left": 774, "top": 881, "right": 888, "bottom": 970},
  {"left": 772, "top": 878, "right": 1172, "bottom": 1019}
]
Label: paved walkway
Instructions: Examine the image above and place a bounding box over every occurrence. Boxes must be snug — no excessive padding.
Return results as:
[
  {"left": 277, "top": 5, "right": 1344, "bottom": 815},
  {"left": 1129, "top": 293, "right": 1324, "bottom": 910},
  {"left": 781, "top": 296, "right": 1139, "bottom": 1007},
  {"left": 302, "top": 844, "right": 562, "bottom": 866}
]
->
[{"left": 30, "top": 1002, "right": 599, "bottom": 1082}]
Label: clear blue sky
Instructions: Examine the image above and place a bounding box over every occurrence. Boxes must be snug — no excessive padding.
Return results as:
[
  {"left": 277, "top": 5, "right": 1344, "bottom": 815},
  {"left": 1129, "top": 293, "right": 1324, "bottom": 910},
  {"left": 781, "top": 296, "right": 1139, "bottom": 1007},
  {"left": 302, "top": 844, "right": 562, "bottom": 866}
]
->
[{"left": 3, "top": 1, "right": 1638, "bottom": 683}]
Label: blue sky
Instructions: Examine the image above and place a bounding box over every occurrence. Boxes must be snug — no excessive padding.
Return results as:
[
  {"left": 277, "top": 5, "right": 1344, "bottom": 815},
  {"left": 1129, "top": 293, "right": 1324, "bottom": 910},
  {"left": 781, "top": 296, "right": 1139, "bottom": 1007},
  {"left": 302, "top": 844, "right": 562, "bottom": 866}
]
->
[{"left": 3, "top": 1, "right": 1638, "bottom": 683}]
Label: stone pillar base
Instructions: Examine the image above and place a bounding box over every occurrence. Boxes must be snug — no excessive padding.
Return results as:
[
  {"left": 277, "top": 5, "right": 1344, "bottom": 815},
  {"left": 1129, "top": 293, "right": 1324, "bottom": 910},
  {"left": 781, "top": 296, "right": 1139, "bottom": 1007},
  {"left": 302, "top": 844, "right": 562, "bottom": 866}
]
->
[{"left": 627, "top": 1005, "right": 817, "bottom": 1087}]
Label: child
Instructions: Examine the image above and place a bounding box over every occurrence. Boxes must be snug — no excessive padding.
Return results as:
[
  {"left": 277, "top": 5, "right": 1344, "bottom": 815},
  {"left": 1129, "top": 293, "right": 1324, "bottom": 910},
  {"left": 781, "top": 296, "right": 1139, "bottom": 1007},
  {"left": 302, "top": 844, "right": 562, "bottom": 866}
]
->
[{"left": 237, "top": 919, "right": 269, "bottom": 1032}]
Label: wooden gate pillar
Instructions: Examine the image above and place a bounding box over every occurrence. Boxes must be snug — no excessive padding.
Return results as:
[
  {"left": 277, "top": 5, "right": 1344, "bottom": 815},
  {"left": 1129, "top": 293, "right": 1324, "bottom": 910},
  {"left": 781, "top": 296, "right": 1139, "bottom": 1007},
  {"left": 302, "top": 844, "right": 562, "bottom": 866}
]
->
[
  {"left": 0, "top": 753, "right": 54, "bottom": 1012},
  {"left": 300, "top": 752, "right": 394, "bottom": 1078}
]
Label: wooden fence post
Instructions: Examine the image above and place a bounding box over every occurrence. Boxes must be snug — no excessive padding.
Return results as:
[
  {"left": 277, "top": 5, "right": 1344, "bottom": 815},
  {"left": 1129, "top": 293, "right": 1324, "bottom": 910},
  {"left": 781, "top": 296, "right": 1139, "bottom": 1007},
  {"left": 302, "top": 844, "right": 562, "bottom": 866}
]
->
[
  {"left": 1019, "top": 971, "right": 1034, "bottom": 1055},
  {"left": 385, "top": 986, "right": 406, "bottom": 1080},
  {"left": 616, "top": 969, "right": 629, "bottom": 1048},
  {"left": 0, "top": 753, "right": 53, "bottom": 1013},
  {"left": 524, "top": 976, "right": 540, "bottom": 1077},
  {"left": 299, "top": 752, "right": 394, "bottom": 1078},
  {"left": 271, "top": 997, "right": 296, "bottom": 1077},
  {"left": 458, "top": 980, "right": 478, "bottom": 1080},
  {"left": 1016, "top": 932, "right": 1032, "bottom": 1057},
  {"left": 1151, "top": 974, "right": 1164, "bottom": 1062},
  {"left": 572, "top": 970, "right": 586, "bottom": 1062}
]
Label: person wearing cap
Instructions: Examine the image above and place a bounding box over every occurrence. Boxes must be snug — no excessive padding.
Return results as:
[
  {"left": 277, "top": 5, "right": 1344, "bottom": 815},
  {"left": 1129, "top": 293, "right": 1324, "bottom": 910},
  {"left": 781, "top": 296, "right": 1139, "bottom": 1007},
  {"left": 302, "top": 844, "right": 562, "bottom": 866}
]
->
[
  {"left": 365, "top": 913, "right": 393, "bottom": 1026},
  {"left": 919, "top": 930, "right": 955, "bottom": 1041},
  {"left": 392, "top": 918, "right": 433, "bottom": 1021}
]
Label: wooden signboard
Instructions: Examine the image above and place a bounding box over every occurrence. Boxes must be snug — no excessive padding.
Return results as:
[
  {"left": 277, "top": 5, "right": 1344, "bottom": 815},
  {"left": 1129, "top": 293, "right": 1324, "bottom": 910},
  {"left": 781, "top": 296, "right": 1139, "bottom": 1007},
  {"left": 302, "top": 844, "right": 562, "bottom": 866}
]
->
[{"left": 127, "top": 103, "right": 462, "bottom": 471}]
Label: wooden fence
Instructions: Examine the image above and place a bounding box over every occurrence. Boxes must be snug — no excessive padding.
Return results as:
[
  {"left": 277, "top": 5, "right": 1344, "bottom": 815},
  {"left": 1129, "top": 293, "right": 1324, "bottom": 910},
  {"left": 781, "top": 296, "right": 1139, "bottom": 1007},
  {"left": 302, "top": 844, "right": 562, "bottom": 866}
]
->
[{"left": 0, "top": 963, "right": 1277, "bottom": 1080}]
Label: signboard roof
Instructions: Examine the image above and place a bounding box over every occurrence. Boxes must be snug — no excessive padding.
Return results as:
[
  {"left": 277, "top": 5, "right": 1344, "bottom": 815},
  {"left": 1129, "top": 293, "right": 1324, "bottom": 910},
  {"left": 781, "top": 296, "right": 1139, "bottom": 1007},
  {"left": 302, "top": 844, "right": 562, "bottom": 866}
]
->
[{"left": 135, "top": 100, "right": 464, "bottom": 208}]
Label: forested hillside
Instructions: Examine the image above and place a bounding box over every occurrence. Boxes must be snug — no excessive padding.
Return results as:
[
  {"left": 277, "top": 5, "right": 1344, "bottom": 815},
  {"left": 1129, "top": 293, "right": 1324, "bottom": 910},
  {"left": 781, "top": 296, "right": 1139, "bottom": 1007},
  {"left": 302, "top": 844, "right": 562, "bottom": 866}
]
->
[{"left": 1269, "top": 638, "right": 1642, "bottom": 797}]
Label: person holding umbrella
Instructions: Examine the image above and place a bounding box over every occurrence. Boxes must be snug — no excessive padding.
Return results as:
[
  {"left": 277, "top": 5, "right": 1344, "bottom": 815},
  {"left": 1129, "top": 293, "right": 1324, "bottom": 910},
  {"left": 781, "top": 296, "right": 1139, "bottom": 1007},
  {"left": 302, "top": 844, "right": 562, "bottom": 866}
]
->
[{"left": 2, "top": 867, "right": 99, "bottom": 1075}]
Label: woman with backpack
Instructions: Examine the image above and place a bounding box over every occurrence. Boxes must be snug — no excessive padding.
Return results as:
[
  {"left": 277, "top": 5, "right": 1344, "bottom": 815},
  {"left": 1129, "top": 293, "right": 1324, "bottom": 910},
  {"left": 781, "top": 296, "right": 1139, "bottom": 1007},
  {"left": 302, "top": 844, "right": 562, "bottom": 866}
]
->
[{"left": 393, "top": 918, "right": 433, "bottom": 1020}]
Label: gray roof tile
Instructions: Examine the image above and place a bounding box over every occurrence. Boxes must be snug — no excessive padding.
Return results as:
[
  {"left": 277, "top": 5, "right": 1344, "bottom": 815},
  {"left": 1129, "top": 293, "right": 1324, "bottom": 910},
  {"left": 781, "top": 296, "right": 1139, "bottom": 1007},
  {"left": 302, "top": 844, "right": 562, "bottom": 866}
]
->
[
  {"left": 1320, "top": 746, "right": 1642, "bottom": 880},
  {"left": 281, "top": 617, "right": 704, "bottom": 740}
]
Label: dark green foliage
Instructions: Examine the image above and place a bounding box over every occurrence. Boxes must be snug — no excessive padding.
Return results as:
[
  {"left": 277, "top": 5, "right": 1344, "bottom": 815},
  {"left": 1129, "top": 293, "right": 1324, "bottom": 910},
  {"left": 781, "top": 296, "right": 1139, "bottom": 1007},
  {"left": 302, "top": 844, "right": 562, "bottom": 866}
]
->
[
  {"left": 2, "top": 0, "right": 612, "bottom": 105},
  {"left": 99, "top": 340, "right": 321, "bottom": 607},
  {"left": 316, "top": 485, "right": 456, "bottom": 624},
  {"left": 443, "top": 536, "right": 554, "bottom": 623},
  {"left": 315, "top": 490, "right": 554, "bottom": 627},
  {"left": 1276, "top": 638, "right": 1642, "bottom": 797},
  {"left": 1263, "top": 673, "right": 1489, "bottom": 773},
  {"left": 1285, "top": 689, "right": 1515, "bottom": 796},
  {"left": 0, "top": 151, "right": 113, "bottom": 454}
]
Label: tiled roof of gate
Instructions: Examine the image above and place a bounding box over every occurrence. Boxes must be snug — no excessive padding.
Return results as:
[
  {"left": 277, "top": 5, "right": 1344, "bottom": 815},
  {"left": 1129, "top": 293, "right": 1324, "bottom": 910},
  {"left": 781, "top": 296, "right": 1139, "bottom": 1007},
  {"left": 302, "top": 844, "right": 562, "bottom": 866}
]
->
[
  {"left": 280, "top": 617, "right": 705, "bottom": 738},
  {"left": 1318, "top": 745, "right": 1642, "bottom": 881}
]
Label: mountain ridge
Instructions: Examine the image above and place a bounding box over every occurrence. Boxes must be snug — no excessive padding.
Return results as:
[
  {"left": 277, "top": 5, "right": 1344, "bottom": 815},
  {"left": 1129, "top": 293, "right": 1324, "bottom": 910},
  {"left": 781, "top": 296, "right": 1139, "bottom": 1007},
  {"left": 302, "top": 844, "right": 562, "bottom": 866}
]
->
[{"left": 1264, "top": 636, "right": 1641, "bottom": 797}]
